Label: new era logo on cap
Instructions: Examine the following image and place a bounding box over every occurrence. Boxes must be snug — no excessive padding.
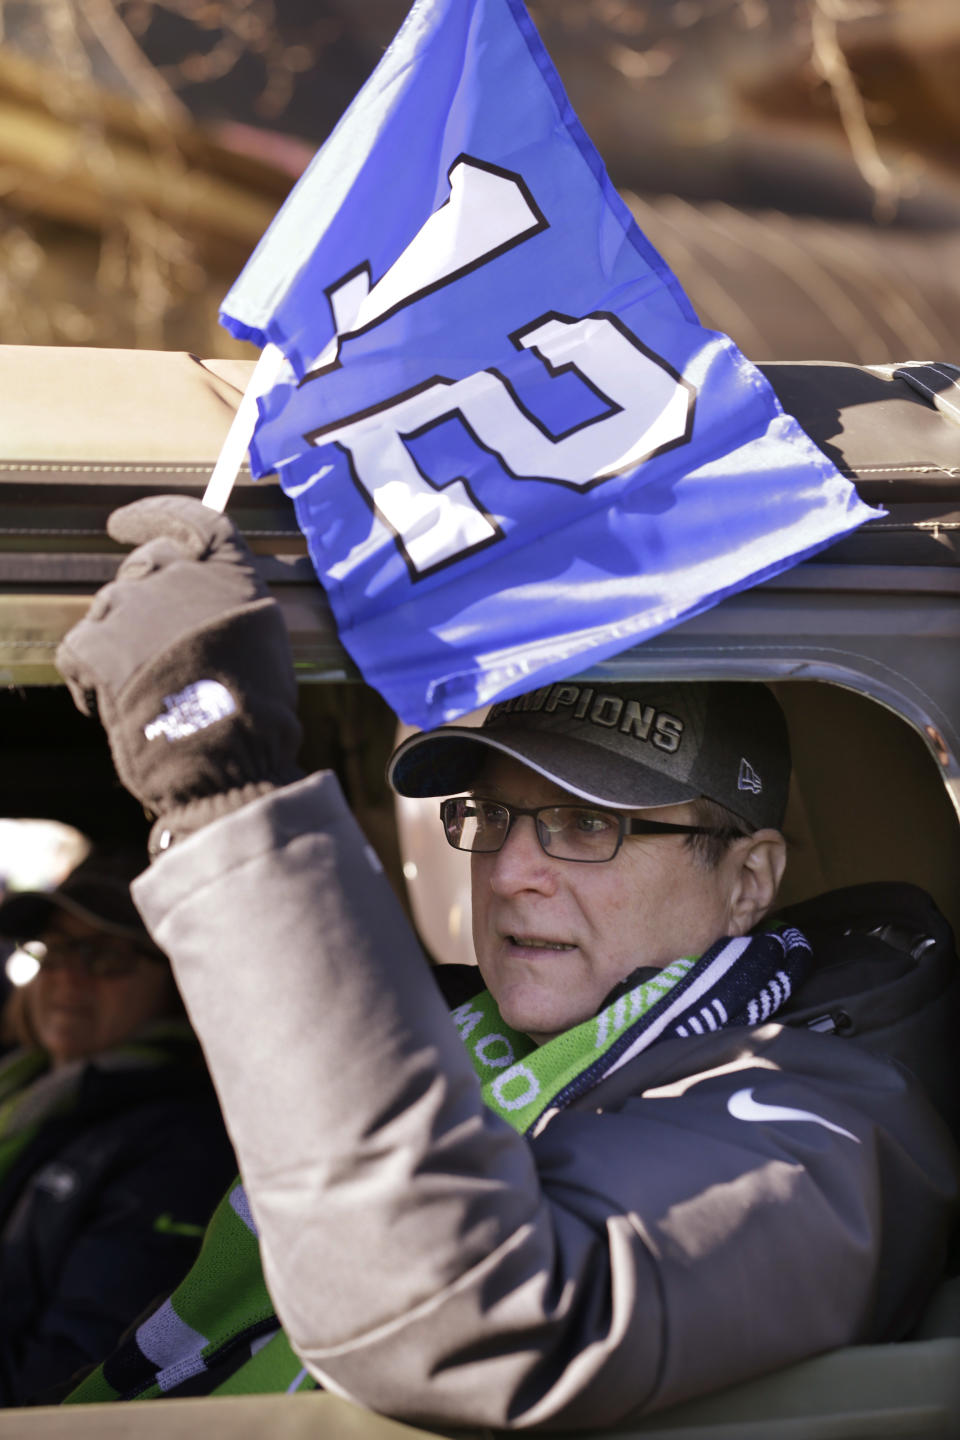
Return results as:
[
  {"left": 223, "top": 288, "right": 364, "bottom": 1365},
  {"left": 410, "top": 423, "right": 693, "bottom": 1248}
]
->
[{"left": 738, "top": 758, "right": 763, "bottom": 795}]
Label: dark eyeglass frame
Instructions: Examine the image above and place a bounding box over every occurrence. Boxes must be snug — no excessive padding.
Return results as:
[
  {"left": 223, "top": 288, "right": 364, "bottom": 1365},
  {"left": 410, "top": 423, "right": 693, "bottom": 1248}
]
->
[
  {"left": 16, "top": 936, "right": 161, "bottom": 980},
  {"left": 440, "top": 796, "right": 747, "bottom": 864}
]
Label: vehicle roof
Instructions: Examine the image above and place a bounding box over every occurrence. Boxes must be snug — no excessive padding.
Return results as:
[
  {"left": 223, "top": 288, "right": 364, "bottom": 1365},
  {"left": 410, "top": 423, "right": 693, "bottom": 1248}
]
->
[
  {"left": 2, "top": 343, "right": 960, "bottom": 825},
  {"left": 0, "top": 345, "right": 959, "bottom": 554}
]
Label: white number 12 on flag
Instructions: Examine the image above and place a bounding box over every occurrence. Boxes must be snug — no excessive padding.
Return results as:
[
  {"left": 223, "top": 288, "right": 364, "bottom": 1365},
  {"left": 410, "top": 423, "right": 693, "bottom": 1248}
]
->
[{"left": 304, "top": 157, "right": 695, "bottom": 579}]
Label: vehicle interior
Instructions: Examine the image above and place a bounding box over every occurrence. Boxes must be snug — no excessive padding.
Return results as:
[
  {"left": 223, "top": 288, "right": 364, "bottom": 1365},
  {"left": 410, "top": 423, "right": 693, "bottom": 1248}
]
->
[{"left": 2, "top": 345, "right": 960, "bottom": 1435}]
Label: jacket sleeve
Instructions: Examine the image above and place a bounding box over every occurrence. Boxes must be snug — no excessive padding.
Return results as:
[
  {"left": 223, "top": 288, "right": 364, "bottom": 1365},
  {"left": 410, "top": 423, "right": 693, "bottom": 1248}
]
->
[
  {"left": 132, "top": 773, "right": 959, "bottom": 1428},
  {"left": 0, "top": 1103, "right": 235, "bottom": 1407}
]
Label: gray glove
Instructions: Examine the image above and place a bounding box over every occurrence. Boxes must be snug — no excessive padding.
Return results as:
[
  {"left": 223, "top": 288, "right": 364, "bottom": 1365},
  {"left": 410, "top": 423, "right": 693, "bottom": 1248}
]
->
[{"left": 56, "top": 495, "right": 303, "bottom": 852}]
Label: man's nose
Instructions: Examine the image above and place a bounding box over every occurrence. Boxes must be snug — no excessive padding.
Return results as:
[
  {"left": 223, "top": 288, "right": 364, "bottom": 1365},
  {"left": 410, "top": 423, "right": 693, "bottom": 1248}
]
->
[{"left": 487, "top": 815, "right": 558, "bottom": 895}]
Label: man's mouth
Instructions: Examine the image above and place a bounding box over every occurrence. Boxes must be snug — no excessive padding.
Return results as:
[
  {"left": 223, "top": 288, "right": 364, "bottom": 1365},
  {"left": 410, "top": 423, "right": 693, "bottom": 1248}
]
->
[{"left": 508, "top": 935, "right": 576, "bottom": 952}]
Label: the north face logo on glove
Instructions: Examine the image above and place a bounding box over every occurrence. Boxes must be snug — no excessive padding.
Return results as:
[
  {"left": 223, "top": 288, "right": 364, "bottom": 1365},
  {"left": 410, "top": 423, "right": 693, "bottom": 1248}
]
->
[{"left": 144, "top": 681, "right": 237, "bottom": 743}]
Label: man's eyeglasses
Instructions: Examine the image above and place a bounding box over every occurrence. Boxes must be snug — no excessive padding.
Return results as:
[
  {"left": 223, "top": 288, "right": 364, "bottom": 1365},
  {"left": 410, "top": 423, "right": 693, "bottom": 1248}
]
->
[
  {"left": 440, "top": 797, "right": 745, "bottom": 864},
  {"left": 16, "top": 937, "right": 157, "bottom": 979}
]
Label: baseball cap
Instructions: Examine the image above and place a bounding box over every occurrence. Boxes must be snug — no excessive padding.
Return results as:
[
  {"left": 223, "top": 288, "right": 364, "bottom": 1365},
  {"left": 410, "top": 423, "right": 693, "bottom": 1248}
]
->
[
  {"left": 0, "top": 847, "right": 156, "bottom": 946},
  {"left": 388, "top": 680, "right": 790, "bottom": 831}
]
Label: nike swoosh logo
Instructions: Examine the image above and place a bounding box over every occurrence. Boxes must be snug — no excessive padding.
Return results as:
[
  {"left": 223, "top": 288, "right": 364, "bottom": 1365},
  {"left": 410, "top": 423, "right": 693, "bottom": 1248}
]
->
[{"left": 727, "top": 1087, "right": 860, "bottom": 1143}]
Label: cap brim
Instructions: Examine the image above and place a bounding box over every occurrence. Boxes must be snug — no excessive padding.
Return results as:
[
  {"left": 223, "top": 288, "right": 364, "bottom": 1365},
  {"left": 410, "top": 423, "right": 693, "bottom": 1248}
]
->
[
  {"left": 0, "top": 890, "right": 153, "bottom": 945},
  {"left": 388, "top": 725, "right": 700, "bottom": 811}
]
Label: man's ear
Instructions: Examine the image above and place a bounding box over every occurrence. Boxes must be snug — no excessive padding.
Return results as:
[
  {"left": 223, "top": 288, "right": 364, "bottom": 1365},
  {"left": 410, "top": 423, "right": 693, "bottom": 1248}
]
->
[{"left": 726, "top": 829, "right": 787, "bottom": 936}]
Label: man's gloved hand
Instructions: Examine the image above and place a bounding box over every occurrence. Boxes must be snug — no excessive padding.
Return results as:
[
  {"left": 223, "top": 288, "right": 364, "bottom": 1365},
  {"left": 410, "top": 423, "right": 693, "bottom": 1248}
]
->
[{"left": 56, "top": 495, "right": 303, "bottom": 852}]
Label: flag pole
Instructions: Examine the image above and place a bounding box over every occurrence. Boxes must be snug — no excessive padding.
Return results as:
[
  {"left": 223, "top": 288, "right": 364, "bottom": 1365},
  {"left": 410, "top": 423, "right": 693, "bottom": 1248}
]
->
[{"left": 203, "top": 343, "right": 286, "bottom": 512}]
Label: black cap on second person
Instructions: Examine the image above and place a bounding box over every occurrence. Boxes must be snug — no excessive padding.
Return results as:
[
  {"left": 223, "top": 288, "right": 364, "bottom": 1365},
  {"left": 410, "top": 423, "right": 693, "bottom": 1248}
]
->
[
  {"left": 388, "top": 680, "right": 790, "bottom": 831},
  {"left": 0, "top": 847, "right": 153, "bottom": 944}
]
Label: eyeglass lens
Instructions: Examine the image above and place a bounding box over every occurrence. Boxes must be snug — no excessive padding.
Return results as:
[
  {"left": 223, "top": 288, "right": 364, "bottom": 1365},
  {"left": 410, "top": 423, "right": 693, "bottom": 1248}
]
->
[
  {"left": 442, "top": 798, "right": 622, "bottom": 862},
  {"left": 22, "top": 938, "right": 144, "bottom": 979}
]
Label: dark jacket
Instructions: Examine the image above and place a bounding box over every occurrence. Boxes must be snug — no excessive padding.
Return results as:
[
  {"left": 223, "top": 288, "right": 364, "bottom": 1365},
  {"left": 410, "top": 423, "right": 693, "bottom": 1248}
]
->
[
  {"left": 0, "top": 1041, "right": 235, "bottom": 1406},
  {"left": 132, "top": 773, "right": 960, "bottom": 1428}
]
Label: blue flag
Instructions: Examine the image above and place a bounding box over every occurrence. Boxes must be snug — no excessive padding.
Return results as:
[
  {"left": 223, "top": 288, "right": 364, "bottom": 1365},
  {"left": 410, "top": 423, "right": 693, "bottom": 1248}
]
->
[{"left": 220, "top": 0, "right": 878, "bottom": 729}]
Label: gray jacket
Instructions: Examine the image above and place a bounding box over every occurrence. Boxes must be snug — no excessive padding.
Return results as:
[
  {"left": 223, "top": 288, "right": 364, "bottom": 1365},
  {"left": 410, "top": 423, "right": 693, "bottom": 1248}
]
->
[{"left": 133, "top": 772, "right": 960, "bottom": 1429}]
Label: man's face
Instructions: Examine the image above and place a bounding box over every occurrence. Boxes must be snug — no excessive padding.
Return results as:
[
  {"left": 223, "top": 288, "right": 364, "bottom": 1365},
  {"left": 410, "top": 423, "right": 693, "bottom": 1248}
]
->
[{"left": 470, "top": 755, "right": 750, "bottom": 1044}]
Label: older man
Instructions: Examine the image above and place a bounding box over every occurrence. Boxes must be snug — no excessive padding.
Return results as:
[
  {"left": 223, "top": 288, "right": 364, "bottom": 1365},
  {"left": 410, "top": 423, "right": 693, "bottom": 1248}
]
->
[
  {"left": 389, "top": 680, "right": 789, "bottom": 1047},
  {"left": 56, "top": 496, "right": 958, "bottom": 1425}
]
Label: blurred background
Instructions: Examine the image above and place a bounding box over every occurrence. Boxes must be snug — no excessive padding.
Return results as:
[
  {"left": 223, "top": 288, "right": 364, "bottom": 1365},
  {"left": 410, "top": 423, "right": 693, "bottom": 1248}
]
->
[{"left": 0, "top": 0, "right": 958, "bottom": 363}]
